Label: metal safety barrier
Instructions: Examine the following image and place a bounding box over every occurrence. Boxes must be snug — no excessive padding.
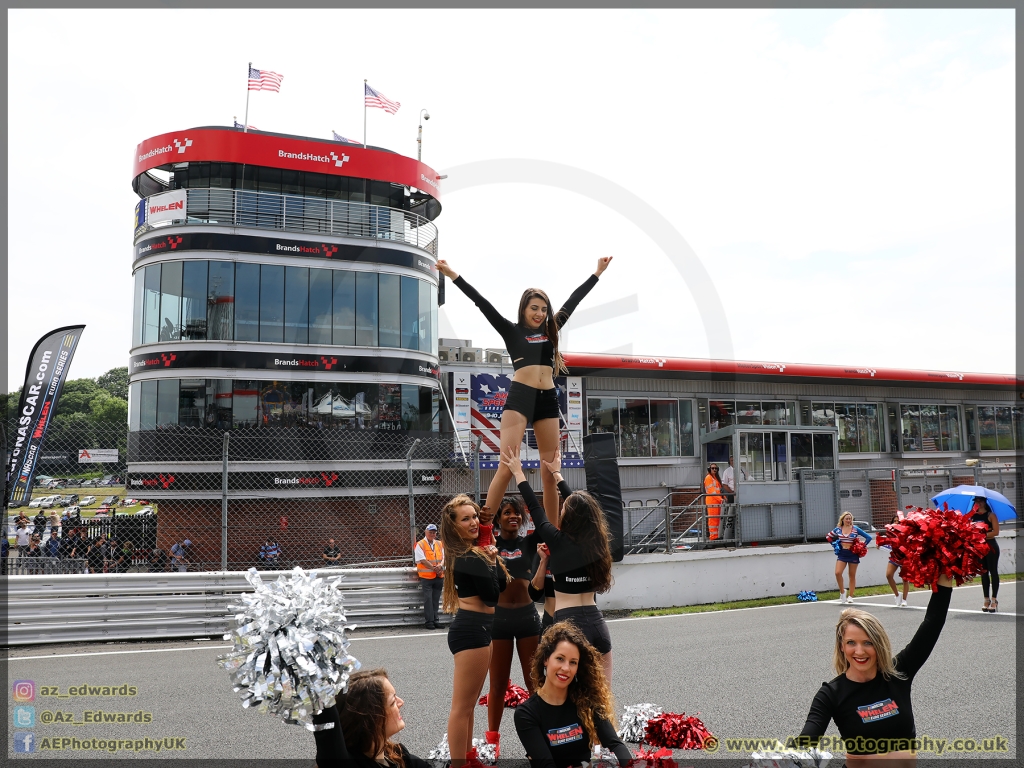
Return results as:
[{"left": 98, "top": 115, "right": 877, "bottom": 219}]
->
[{"left": 4, "top": 566, "right": 423, "bottom": 646}]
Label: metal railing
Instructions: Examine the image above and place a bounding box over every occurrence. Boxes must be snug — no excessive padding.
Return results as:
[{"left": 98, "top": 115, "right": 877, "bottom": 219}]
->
[
  {"left": 5, "top": 567, "right": 424, "bottom": 645},
  {"left": 136, "top": 188, "right": 439, "bottom": 255}
]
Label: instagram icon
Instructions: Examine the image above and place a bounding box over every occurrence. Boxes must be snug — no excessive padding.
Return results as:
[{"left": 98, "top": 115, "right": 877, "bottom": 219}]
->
[{"left": 12, "top": 680, "right": 35, "bottom": 702}]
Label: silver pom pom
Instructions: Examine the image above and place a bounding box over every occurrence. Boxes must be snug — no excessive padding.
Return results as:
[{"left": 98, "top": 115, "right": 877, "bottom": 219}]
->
[
  {"left": 745, "top": 747, "right": 832, "bottom": 768},
  {"left": 618, "top": 703, "right": 663, "bottom": 742},
  {"left": 424, "top": 734, "right": 496, "bottom": 764},
  {"left": 217, "top": 567, "right": 359, "bottom": 730}
]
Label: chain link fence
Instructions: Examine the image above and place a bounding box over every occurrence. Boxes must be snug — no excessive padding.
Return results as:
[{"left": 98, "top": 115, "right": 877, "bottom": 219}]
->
[{"left": 4, "top": 422, "right": 479, "bottom": 574}]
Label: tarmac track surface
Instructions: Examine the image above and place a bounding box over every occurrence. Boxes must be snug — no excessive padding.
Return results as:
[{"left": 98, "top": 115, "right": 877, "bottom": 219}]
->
[{"left": 6, "top": 583, "right": 1016, "bottom": 762}]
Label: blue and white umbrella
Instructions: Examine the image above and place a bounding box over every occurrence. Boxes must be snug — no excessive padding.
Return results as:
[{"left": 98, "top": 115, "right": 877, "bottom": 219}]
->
[{"left": 930, "top": 485, "right": 1017, "bottom": 522}]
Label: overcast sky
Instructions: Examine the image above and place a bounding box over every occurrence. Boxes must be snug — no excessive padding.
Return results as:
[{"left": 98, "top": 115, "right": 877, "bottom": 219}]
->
[{"left": 7, "top": 8, "right": 1015, "bottom": 391}]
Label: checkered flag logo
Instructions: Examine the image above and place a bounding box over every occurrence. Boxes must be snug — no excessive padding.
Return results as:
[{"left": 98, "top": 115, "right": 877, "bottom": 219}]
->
[
  {"left": 329, "top": 151, "right": 349, "bottom": 168},
  {"left": 320, "top": 356, "right": 338, "bottom": 370},
  {"left": 174, "top": 138, "right": 193, "bottom": 154},
  {"left": 322, "top": 244, "right": 338, "bottom": 258}
]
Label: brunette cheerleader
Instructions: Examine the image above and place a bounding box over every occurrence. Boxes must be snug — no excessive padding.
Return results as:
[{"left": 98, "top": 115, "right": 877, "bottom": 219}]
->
[
  {"left": 441, "top": 494, "right": 511, "bottom": 767},
  {"left": 827, "top": 511, "right": 873, "bottom": 603},
  {"left": 436, "top": 257, "right": 612, "bottom": 529},
  {"left": 877, "top": 512, "right": 909, "bottom": 607},
  {"left": 485, "top": 496, "right": 544, "bottom": 755},
  {"left": 501, "top": 447, "right": 615, "bottom": 682}
]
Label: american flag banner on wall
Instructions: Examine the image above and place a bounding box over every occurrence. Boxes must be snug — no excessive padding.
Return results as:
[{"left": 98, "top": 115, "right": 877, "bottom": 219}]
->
[
  {"left": 364, "top": 83, "right": 400, "bottom": 114},
  {"left": 248, "top": 67, "right": 283, "bottom": 92}
]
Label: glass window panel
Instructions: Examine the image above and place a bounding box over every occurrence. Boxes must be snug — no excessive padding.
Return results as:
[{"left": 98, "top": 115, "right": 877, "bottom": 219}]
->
[
  {"left": 143, "top": 264, "right": 161, "bottom": 344},
  {"left": 920, "top": 404, "right": 940, "bottom": 452},
  {"left": 400, "top": 384, "right": 429, "bottom": 431},
  {"left": 206, "top": 379, "right": 233, "bottom": 429},
  {"left": 333, "top": 270, "right": 356, "bottom": 345},
  {"left": 740, "top": 432, "right": 767, "bottom": 481},
  {"left": 156, "top": 379, "right": 178, "bottom": 428},
  {"left": 813, "top": 433, "right": 835, "bottom": 469},
  {"left": 260, "top": 264, "right": 284, "bottom": 342},
  {"left": 234, "top": 263, "right": 260, "bottom": 341},
  {"left": 355, "top": 272, "right": 378, "bottom": 346},
  {"left": 207, "top": 261, "right": 235, "bottom": 340},
  {"left": 761, "top": 401, "right": 786, "bottom": 426},
  {"left": 178, "top": 378, "right": 205, "bottom": 428},
  {"left": 377, "top": 383, "right": 403, "bottom": 432},
  {"left": 306, "top": 173, "right": 328, "bottom": 198},
  {"left": 281, "top": 169, "right": 302, "bottom": 196},
  {"left": 1014, "top": 407, "right": 1024, "bottom": 451},
  {"left": 587, "top": 398, "right": 619, "bottom": 455},
  {"left": 132, "top": 270, "right": 145, "bottom": 347},
  {"left": 771, "top": 432, "right": 789, "bottom": 481},
  {"left": 401, "top": 276, "right": 419, "bottom": 350},
  {"left": 284, "top": 266, "right": 309, "bottom": 344},
  {"left": 140, "top": 380, "right": 157, "bottom": 431},
  {"left": 259, "top": 167, "right": 281, "bottom": 194},
  {"left": 901, "top": 404, "right": 921, "bottom": 452},
  {"left": 811, "top": 402, "right": 835, "bottom": 428},
  {"left": 678, "top": 400, "right": 694, "bottom": 456},
  {"left": 233, "top": 381, "right": 259, "bottom": 428},
  {"left": 309, "top": 268, "right": 333, "bottom": 344},
  {"left": 836, "top": 403, "right": 857, "bottom": 453},
  {"left": 181, "top": 261, "right": 208, "bottom": 340},
  {"left": 259, "top": 381, "right": 288, "bottom": 427},
  {"left": 940, "top": 405, "right": 961, "bottom": 452},
  {"left": 978, "top": 406, "right": 997, "bottom": 450},
  {"left": 128, "top": 382, "right": 141, "bottom": 431},
  {"left": 349, "top": 178, "right": 366, "bottom": 204},
  {"left": 418, "top": 279, "right": 431, "bottom": 353},
  {"left": 860, "top": 403, "right": 881, "bottom": 452},
  {"left": 736, "top": 401, "right": 761, "bottom": 425},
  {"left": 708, "top": 400, "right": 734, "bottom": 431},
  {"left": 649, "top": 400, "right": 679, "bottom": 456},
  {"left": 158, "top": 261, "right": 183, "bottom": 342},
  {"left": 995, "top": 406, "right": 1013, "bottom": 450},
  {"left": 618, "top": 399, "right": 651, "bottom": 457},
  {"left": 791, "top": 433, "right": 812, "bottom": 472},
  {"left": 430, "top": 283, "right": 438, "bottom": 356},
  {"left": 378, "top": 274, "right": 401, "bottom": 348}
]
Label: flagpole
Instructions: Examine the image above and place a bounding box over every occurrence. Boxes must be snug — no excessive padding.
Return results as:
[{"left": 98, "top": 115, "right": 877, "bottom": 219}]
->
[
  {"left": 243, "top": 61, "right": 252, "bottom": 133},
  {"left": 363, "top": 78, "right": 367, "bottom": 148}
]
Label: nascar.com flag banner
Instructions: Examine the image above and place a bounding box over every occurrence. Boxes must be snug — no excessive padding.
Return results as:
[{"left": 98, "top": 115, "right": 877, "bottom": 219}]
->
[
  {"left": 146, "top": 189, "right": 187, "bottom": 225},
  {"left": 5, "top": 326, "right": 86, "bottom": 508}
]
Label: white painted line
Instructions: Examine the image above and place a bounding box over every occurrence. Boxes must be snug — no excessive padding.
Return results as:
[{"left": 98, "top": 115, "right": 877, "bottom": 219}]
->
[{"left": 845, "top": 601, "right": 1017, "bottom": 616}]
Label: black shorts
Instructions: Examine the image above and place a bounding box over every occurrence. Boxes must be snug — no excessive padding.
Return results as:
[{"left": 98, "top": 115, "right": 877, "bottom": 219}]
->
[
  {"left": 504, "top": 382, "right": 560, "bottom": 423},
  {"left": 447, "top": 608, "right": 494, "bottom": 654},
  {"left": 554, "top": 605, "right": 612, "bottom": 654},
  {"left": 493, "top": 603, "right": 542, "bottom": 641},
  {"left": 541, "top": 611, "right": 554, "bottom": 632}
]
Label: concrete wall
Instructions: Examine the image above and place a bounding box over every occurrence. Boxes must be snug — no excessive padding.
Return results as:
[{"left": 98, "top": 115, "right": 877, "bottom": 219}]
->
[{"left": 603, "top": 531, "right": 1016, "bottom": 610}]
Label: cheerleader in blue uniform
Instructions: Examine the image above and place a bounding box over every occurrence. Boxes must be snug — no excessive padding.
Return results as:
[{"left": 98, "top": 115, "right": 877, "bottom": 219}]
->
[{"left": 826, "top": 511, "right": 872, "bottom": 604}]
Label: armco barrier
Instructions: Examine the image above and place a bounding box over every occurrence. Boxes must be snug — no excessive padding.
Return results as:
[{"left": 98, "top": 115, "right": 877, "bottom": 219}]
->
[{"left": 5, "top": 567, "right": 422, "bottom": 646}]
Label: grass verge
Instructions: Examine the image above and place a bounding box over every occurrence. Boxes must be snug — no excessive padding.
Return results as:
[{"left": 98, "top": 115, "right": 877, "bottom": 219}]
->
[{"left": 630, "top": 573, "right": 1023, "bottom": 617}]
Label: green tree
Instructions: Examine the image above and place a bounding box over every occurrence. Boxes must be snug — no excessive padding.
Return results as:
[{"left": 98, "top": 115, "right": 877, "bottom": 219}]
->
[{"left": 97, "top": 367, "right": 129, "bottom": 401}]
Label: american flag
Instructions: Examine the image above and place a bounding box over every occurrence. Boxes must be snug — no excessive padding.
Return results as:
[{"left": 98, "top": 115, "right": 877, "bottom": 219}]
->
[
  {"left": 248, "top": 66, "right": 283, "bottom": 92},
  {"left": 364, "top": 83, "right": 400, "bottom": 114},
  {"left": 332, "top": 130, "right": 359, "bottom": 144},
  {"left": 234, "top": 120, "right": 258, "bottom": 130}
]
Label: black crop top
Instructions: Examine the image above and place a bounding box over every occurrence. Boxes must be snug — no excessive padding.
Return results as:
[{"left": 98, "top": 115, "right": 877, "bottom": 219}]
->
[
  {"left": 518, "top": 479, "right": 604, "bottom": 595},
  {"left": 798, "top": 586, "right": 952, "bottom": 755},
  {"left": 496, "top": 531, "right": 541, "bottom": 581},
  {"left": 453, "top": 552, "right": 507, "bottom": 606},
  {"left": 451, "top": 274, "right": 599, "bottom": 371},
  {"left": 514, "top": 693, "right": 631, "bottom": 768}
]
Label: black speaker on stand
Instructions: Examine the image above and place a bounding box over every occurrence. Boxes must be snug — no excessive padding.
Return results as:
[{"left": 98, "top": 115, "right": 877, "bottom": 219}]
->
[{"left": 582, "top": 433, "right": 624, "bottom": 562}]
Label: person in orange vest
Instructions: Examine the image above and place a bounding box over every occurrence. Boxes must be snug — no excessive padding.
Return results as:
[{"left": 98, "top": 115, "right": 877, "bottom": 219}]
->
[
  {"left": 703, "top": 463, "right": 724, "bottom": 540},
  {"left": 415, "top": 523, "right": 445, "bottom": 629}
]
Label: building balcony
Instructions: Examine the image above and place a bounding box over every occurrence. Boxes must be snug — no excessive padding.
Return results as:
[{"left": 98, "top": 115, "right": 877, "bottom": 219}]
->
[{"left": 134, "top": 187, "right": 438, "bottom": 256}]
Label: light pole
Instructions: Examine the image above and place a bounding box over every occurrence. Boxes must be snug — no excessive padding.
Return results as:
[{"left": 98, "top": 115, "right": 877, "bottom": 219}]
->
[{"left": 417, "top": 109, "right": 430, "bottom": 161}]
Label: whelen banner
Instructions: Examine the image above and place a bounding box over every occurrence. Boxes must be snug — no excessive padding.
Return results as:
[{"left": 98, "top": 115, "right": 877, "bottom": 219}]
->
[
  {"left": 146, "top": 189, "right": 187, "bottom": 225},
  {"left": 5, "top": 326, "right": 86, "bottom": 508}
]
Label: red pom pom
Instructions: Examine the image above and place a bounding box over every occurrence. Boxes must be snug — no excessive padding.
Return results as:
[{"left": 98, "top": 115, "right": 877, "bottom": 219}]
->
[
  {"left": 876, "top": 504, "right": 990, "bottom": 589},
  {"left": 644, "top": 711, "right": 715, "bottom": 750},
  {"left": 851, "top": 540, "right": 868, "bottom": 558},
  {"left": 632, "top": 745, "right": 676, "bottom": 767},
  {"left": 478, "top": 681, "right": 530, "bottom": 708}
]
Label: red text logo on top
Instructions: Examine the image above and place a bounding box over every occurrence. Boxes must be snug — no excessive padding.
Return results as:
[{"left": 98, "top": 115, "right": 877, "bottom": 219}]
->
[{"left": 149, "top": 200, "right": 184, "bottom": 215}]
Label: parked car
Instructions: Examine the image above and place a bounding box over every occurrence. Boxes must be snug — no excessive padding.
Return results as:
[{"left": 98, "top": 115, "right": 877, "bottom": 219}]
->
[
  {"left": 80, "top": 478, "right": 98, "bottom": 487},
  {"left": 80, "top": 496, "right": 97, "bottom": 506},
  {"left": 93, "top": 507, "right": 111, "bottom": 518},
  {"left": 102, "top": 495, "right": 120, "bottom": 506},
  {"left": 29, "top": 496, "right": 59, "bottom": 509},
  {"left": 61, "top": 494, "right": 79, "bottom": 506},
  {"left": 135, "top": 507, "right": 155, "bottom": 516}
]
